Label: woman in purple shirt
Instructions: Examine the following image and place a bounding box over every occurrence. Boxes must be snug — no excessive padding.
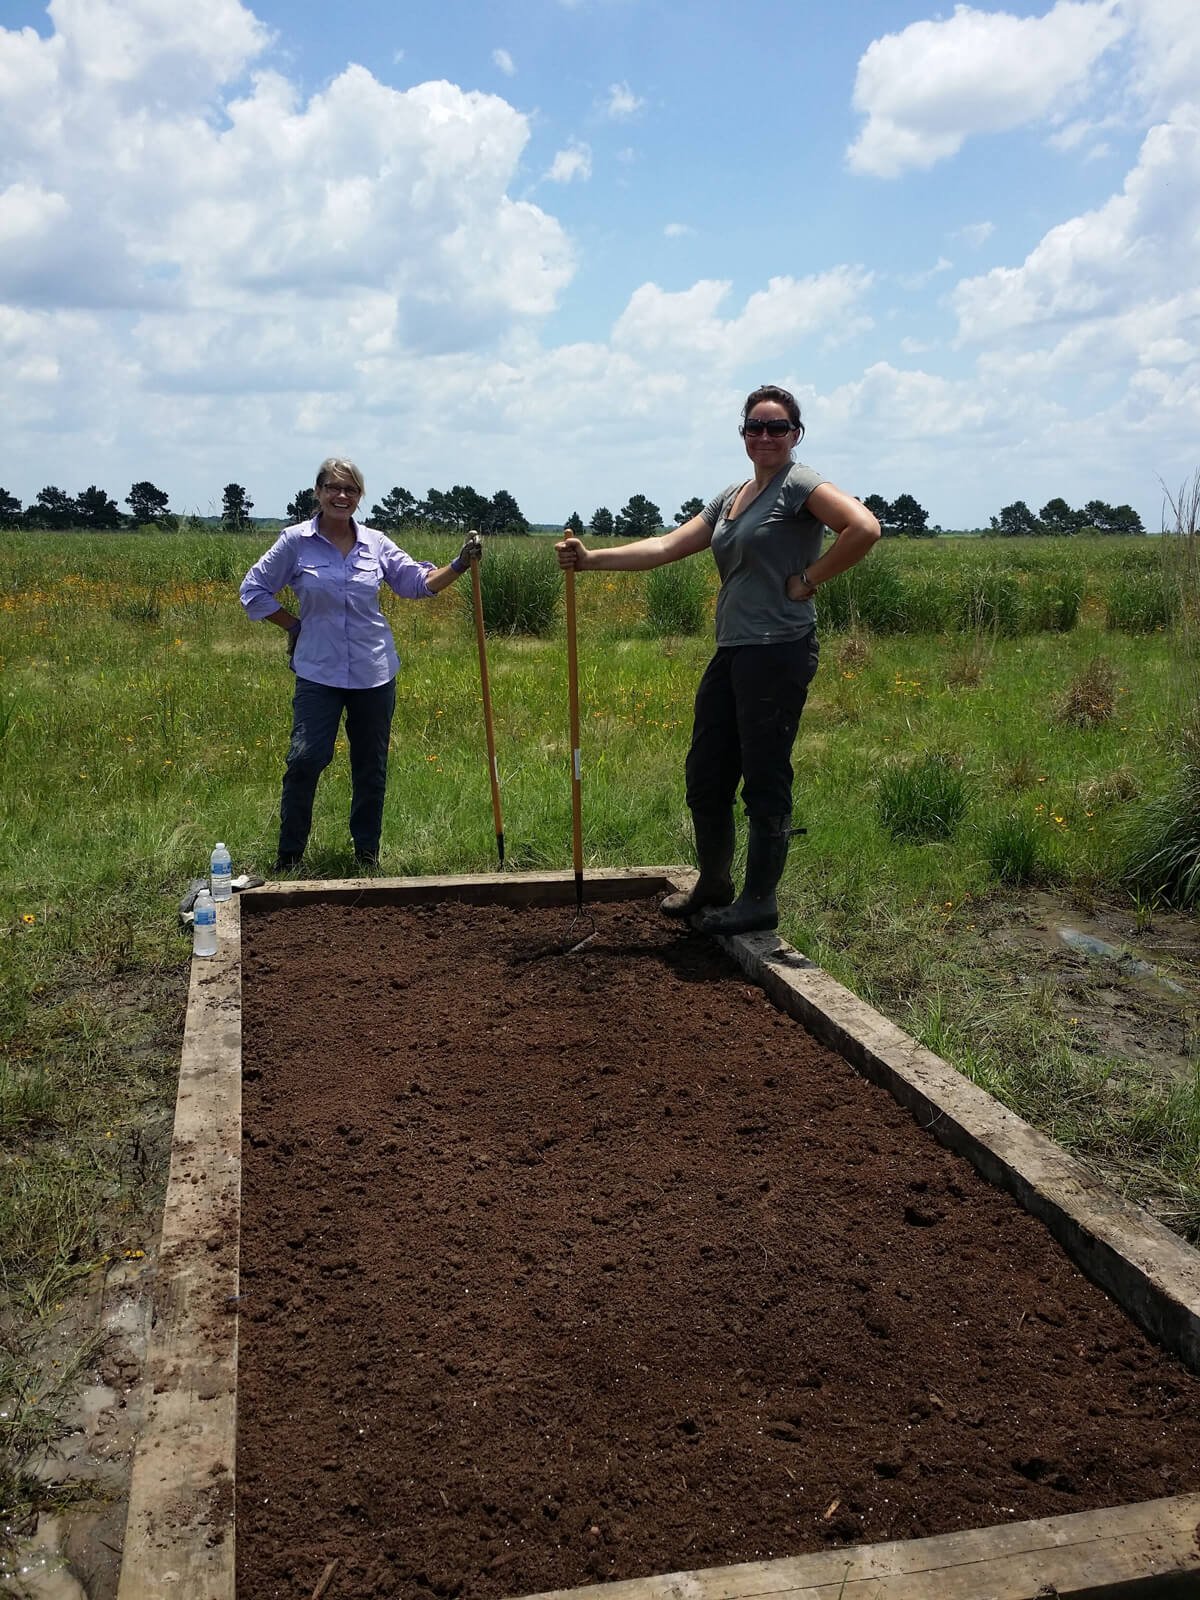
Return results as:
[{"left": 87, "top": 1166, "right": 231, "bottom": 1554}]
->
[{"left": 240, "top": 457, "right": 480, "bottom": 872}]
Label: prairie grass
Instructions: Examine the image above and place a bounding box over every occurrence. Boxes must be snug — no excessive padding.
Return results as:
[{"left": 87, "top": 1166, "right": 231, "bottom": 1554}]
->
[
  {"left": 472, "top": 539, "right": 562, "bottom": 636},
  {"left": 1056, "top": 656, "right": 1117, "bottom": 728},
  {"left": 0, "top": 526, "right": 1198, "bottom": 1531},
  {"left": 877, "top": 752, "right": 970, "bottom": 842},
  {"left": 984, "top": 815, "right": 1047, "bottom": 885},
  {"left": 1106, "top": 570, "right": 1174, "bottom": 633},
  {"left": 643, "top": 557, "right": 713, "bottom": 636}
]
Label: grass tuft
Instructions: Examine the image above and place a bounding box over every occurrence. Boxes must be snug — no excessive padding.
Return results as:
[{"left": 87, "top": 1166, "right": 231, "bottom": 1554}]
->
[
  {"left": 1122, "top": 740, "right": 1200, "bottom": 910},
  {"left": 1105, "top": 571, "right": 1174, "bottom": 633},
  {"left": 1056, "top": 656, "right": 1117, "bottom": 728},
  {"left": 985, "top": 815, "right": 1046, "bottom": 885},
  {"left": 474, "top": 542, "right": 561, "bottom": 636},
  {"left": 643, "top": 559, "right": 711, "bottom": 636},
  {"left": 877, "top": 752, "right": 970, "bottom": 842}
]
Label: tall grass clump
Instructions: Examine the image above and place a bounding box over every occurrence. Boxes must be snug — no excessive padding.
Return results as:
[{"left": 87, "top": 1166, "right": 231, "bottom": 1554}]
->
[
  {"left": 1119, "top": 470, "right": 1200, "bottom": 906},
  {"left": 475, "top": 541, "right": 561, "bottom": 635},
  {"left": 877, "top": 752, "right": 970, "bottom": 841},
  {"left": 985, "top": 814, "right": 1046, "bottom": 885},
  {"left": 953, "top": 568, "right": 1027, "bottom": 636},
  {"left": 821, "top": 559, "right": 907, "bottom": 632},
  {"left": 1028, "top": 566, "right": 1084, "bottom": 632},
  {"left": 644, "top": 558, "right": 710, "bottom": 636},
  {"left": 1122, "top": 738, "right": 1200, "bottom": 909},
  {"left": 1105, "top": 570, "right": 1173, "bottom": 633}
]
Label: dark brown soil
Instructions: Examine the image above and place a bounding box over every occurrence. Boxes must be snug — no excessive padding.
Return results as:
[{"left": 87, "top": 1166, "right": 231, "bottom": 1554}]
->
[{"left": 236, "top": 896, "right": 1200, "bottom": 1600}]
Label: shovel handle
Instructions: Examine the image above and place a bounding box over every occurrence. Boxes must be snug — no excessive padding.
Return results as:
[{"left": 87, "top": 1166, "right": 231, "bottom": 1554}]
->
[
  {"left": 470, "top": 546, "right": 504, "bottom": 865},
  {"left": 565, "top": 565, "right": 584, "bottom": 900}
]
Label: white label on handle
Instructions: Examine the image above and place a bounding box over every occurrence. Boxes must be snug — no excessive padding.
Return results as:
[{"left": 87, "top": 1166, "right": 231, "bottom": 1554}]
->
[{"left": 573, "top": 749, "right": 582, "bottom": 780}]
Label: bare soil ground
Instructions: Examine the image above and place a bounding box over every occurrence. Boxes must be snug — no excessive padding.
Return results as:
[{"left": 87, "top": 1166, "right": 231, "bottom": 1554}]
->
[{"left": 235, "top": 895, "right": 1200, "bottom": 1600}]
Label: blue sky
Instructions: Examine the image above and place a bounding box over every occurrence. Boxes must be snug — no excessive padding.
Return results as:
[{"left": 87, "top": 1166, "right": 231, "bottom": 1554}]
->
[{"left": 1, "top": 0, "right": 1196, "bottom": 529}]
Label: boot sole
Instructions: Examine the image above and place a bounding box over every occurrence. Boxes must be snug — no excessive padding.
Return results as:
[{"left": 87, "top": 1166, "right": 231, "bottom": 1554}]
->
[
  {"left": 660, "top": 891, "right": 734, "bottom": 919},
  {"left": 698, "top": 907, "right": 778, "bottom": 935}
]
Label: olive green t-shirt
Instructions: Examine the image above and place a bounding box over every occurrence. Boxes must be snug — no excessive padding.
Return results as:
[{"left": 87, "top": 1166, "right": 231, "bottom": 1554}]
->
[{"left": 703, "top": 463, "right": 827, "bottom": 647}]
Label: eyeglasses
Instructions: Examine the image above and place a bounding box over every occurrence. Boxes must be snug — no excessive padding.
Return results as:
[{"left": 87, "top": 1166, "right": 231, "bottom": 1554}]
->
[
  {"left": 741, "top": 418, "right": 796, "bottom": 437},
  {"left": 320, "top": 482, "right": 361, "bottom": 496}
]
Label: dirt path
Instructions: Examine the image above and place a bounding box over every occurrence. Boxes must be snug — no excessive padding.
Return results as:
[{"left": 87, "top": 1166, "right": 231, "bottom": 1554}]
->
[{"left": 237, "top": 896, "right": 1200, "bottom": 1600}]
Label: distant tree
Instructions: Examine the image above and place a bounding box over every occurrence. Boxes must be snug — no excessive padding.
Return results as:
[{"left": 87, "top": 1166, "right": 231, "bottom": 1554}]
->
[
  {"left": 1083, "top": 499, "right": 1115, "bottom": 532},
  {"left": 26, "top": 486, "right": 78, "bottom": 529},
  {"left": 419, "top": 488, "right": 451, "bottom": 526},
  {"left": 1106, "top": 503, "right": 1145, "bottom": 536},
  {"left": 0, "top": 488, "right": 22, "bottom": 527},
  {"left": 589, "top": 506, "right": 614, "bottom": 537},
  {"left": 75, "top": 485, "right": 125, "bottom": 529},
  {"left": 221, "top": 483, "right": 254, "bottom": 529},
  {"left": 862, "top": 493, "right": 893, "bottom": 535},
  {"left": 614, "top": 494, "right": 662, "bottom": 539},
  {"left": 484, "top": 489, "right": 529, "bottom": 536},
  {"left": 991, "top": 500, "right": 1039, "bottom": 538},
  {"left": 564, "top": 511, "right": 585, "bottom": 537},
  {"left": 286, "top": 487, "right": 318, "bottom": 523},
  {"left": 440, "top": 484, "right": 491, "bottom": 533},
  {"left": 675, "top": 496, "right": 704, "bottom": 525},
  {"left": 1083, "top": 498, "right": 1145, "bottom": 536},
  {"left": 127, "top": 481, "right": 171, "bottom": 526},
  {"left": 889, "top": 492, "right": 931, "bottom": 537},
  {"left": 369, "top": 486, "right": 417, "bottom": 531},
  {"left": 1038, "top": 497, "right": 1082, "bottom": 537}
]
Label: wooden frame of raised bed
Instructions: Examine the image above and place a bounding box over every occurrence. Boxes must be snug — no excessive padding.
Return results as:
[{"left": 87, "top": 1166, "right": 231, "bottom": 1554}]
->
[{"left": 117, "top": 869, "right": 1200, "bottom": 1600}]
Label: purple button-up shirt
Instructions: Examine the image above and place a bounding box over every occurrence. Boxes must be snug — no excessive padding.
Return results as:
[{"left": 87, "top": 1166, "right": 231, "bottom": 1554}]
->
[{"left": 239, "top": 518, "right": 437, "bottom": 689}]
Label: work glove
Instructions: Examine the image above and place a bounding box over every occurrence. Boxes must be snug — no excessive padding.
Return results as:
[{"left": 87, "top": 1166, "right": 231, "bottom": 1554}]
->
[{"left": 455, "top": 533, "right": 483, "bottom": 569}]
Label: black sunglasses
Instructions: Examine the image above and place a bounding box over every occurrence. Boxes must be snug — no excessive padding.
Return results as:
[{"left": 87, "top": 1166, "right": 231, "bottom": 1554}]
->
[{"left": 741, "top": 418, "right": 795, "bottom": 437}]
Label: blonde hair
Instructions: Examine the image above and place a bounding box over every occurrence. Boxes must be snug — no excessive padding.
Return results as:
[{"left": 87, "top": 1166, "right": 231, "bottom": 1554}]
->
[{"left": 315, "top": 457, "right": 365, "bottom": 494}]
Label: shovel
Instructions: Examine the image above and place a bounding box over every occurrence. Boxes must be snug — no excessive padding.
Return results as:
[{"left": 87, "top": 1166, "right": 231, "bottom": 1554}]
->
[
  {"left": 467, "top": 530, "right": 505, "bottom": 867},
  {"left": 562, "top": 562, "right": 595, "bottom": 951}
]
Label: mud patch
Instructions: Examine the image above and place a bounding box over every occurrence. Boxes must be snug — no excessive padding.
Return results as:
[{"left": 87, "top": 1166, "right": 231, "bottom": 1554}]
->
[{"left": 976, "top": 889, "right": 1199, "bottom": 1082}]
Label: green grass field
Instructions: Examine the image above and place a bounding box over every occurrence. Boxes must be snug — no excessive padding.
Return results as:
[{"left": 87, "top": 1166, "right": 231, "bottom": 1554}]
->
[{"left": 1, "top": 526, "right": 1198, "bottom": 1524}]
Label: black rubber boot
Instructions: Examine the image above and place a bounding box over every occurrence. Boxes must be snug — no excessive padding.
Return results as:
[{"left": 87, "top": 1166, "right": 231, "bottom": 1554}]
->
[
  {"left": 698, "top": 815, "right": 793, "bottom": 935},
  {"left": 661, "top": 810, "right": 735, "bottom": 918}
]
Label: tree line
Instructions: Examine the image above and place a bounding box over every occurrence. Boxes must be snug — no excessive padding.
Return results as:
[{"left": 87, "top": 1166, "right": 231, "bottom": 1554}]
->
[
  {"left": 0, "top": 480, "right": 535, "bottom": 534},
  {"left": 0, "top": 480, "right": 1148, "bottom": 539}
]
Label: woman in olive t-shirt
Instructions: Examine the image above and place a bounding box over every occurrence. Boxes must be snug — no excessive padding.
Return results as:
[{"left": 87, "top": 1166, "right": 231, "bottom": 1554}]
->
[{"left": 555, "top": 384, "right": 880, "bottom": 934}]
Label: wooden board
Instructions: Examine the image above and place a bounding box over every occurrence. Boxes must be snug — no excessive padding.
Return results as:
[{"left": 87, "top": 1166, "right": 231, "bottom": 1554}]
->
[
  {"left": 118, "top": 871, "right": 1200, "bottom": 1600},
  {"left": 117, "top": 895, "right": 241, "bottom": 1600},
  {"left": 520, "top": 1492, "right": 1200, "bottom": 1599}
]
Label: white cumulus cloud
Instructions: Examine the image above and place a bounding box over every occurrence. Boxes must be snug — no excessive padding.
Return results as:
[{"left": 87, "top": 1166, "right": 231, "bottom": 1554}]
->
[
  {"left": 546, "top": 141, "right": 592, "bottom": 183},
  {"left": 612, "top": 270, "right": 873, "bottom": 364},
  {"left": 846, "top": 1, "right": 1127, "bottom": 177}
]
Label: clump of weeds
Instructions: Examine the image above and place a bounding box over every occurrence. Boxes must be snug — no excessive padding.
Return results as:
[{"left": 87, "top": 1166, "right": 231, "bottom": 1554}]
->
[
  {"left": 1056, "top": 656, "right": 1117, "bottom": 728},
  {"left": 877, "top": 751, "right": 970, "bottom": 842}
]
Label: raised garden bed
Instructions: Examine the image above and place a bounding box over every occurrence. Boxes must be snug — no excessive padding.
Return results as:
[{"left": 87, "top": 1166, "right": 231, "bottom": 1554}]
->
[{"left": 117, "top": 873, "right": 1200, "bottom": 1600}]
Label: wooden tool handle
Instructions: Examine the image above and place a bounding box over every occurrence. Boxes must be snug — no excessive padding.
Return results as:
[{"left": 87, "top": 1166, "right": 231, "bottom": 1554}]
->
[
  {"left": 470, "top": 555, "right": 504, "bottom": 863},
  {"left": 565, "top": 566, "right": 584, "bottom": 888}
]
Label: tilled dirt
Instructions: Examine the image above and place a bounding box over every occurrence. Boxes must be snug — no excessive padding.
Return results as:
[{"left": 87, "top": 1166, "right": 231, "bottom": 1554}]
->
[{"left": 236, "top": 896, "right": 1200, "bottom": 1600}]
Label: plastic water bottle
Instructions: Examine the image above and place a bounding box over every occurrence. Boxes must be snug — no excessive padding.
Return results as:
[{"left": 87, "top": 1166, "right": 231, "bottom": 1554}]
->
[
  {"left": 210, "top": 842, "right": 232, "bottom": 902},
  {"left": 193, "top": 890, "right": 217, "bottom": 957}
]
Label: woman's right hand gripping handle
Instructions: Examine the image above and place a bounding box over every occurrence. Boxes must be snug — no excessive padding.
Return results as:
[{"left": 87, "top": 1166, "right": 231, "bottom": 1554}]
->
[{"left": 556, "top": 534, "right": 588, "bottom": 571}]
